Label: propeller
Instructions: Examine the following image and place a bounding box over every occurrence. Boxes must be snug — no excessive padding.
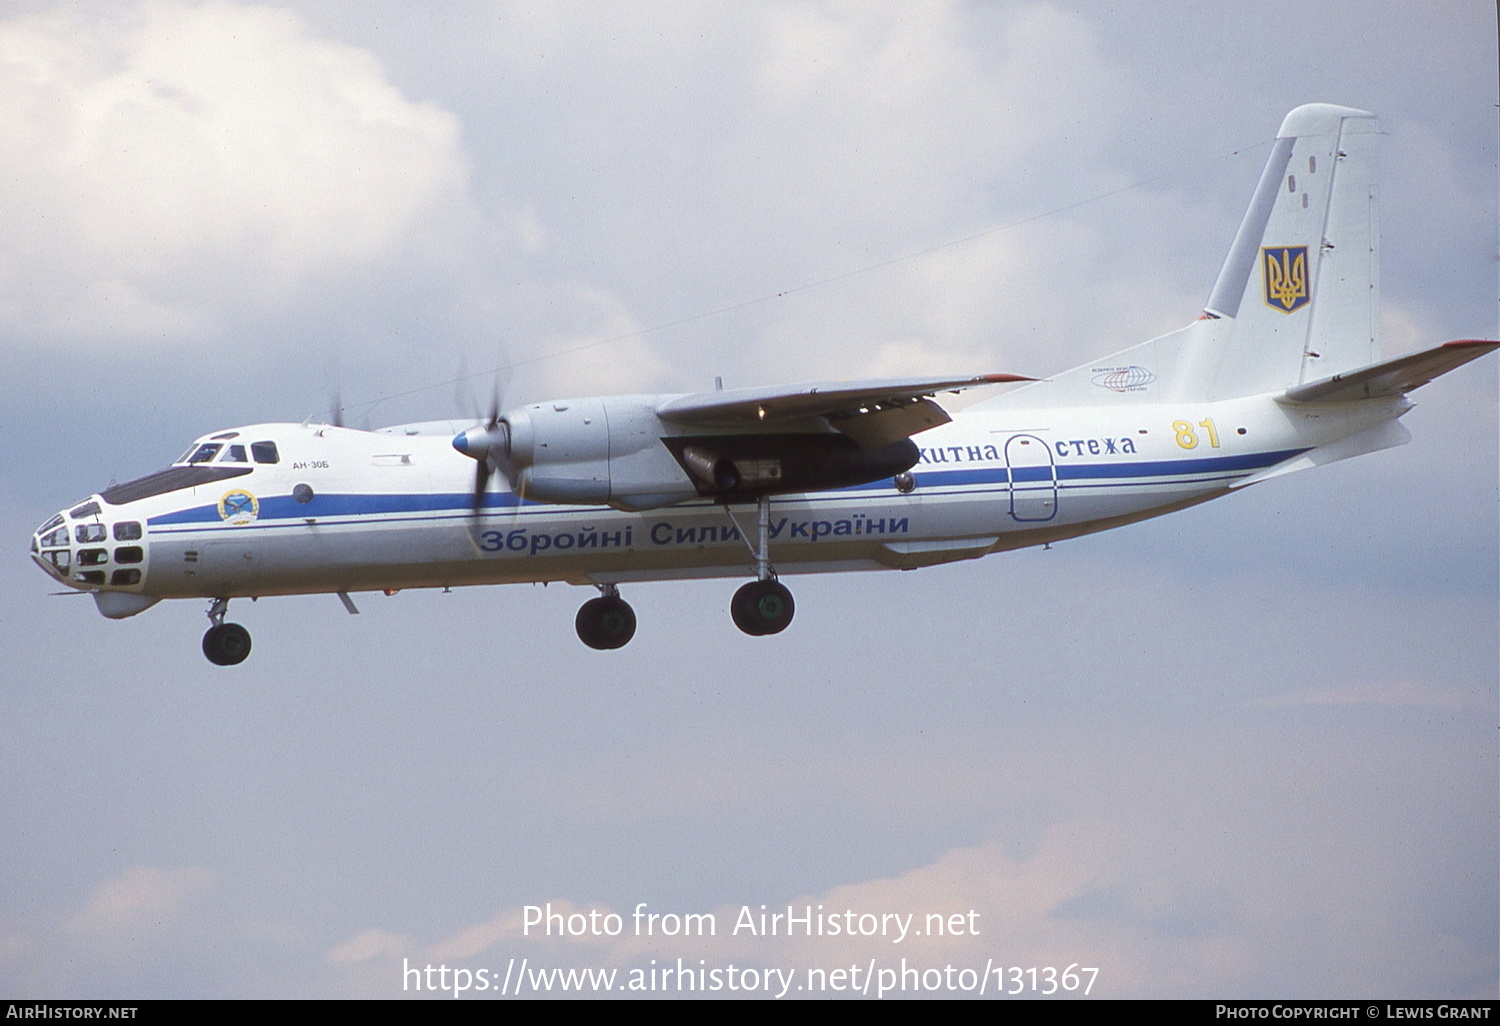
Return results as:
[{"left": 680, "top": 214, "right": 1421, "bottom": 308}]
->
[{"left": 453, "top": 379, "right": 521, "bottom": 516}]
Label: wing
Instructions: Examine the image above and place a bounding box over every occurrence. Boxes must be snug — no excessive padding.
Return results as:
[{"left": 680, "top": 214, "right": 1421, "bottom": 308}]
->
[
  {"left": 1279, "top": 340, "right": 1499, "bottom": 404},
  {"left": 655, "top": 372, "right": 1032, "bottom": 448}
]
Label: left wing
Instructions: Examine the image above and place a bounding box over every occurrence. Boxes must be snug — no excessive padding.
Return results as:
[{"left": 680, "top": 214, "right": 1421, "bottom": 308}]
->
[{"left": 656, "top": 372, "right": 1031, "bottom": 448}]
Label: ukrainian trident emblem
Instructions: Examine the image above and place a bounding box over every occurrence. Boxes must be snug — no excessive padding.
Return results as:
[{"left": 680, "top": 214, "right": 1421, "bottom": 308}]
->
[{"left": 1262, "top": 246, "right": 1309, "bottom": 313}]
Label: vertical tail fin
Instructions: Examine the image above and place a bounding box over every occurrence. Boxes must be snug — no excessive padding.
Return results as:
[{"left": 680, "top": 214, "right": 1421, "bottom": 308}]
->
[
  {"left": 1204, "top": 103, "right": 1379, "bottom": 398},
  {"left": 980, "top": 104, "right": 1382, "bottom": 413}
]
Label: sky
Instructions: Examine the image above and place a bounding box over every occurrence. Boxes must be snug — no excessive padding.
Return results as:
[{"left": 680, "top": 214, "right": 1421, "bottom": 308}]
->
[{"left": 0, "top": 0, "right": 1495, "bottom": 1000}]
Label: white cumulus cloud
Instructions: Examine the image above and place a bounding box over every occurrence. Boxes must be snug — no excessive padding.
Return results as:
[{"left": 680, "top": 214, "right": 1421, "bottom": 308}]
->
[{"left": 0, "top": 0, "right": 470, "bottom": 344}]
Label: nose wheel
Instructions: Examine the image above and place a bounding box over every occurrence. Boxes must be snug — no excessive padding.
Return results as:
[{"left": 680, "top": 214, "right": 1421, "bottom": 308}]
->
[
  {"left": 203, "top": 623, "right": 253, "bottom": 665},
  {"left": 202, "top": 597, "right": 252, "bottom": 665},
  {"left": 576, "top": 585, "right": 636, "bottom": 650}
]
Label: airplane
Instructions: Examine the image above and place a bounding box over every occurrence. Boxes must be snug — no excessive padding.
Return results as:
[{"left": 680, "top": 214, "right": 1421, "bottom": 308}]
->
[{"left": 29, "top": 103, "right": 1498, "bottom": 665}]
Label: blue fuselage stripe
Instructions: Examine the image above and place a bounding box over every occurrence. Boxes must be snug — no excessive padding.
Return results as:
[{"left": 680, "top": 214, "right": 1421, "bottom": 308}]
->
[{"left": 145, "top": 448, "right": 1308, "bottom": 529}]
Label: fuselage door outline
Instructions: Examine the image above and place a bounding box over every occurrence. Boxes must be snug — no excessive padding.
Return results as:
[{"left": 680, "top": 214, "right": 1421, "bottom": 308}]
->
[{"left": 1005, "top": 434, "right": 1057, "bottom": 522}]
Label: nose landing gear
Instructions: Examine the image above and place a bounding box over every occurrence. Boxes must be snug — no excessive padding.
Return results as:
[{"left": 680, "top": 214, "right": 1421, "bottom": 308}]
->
[{"left": 202, "top": 597, "right": 252, "bottom": 666}]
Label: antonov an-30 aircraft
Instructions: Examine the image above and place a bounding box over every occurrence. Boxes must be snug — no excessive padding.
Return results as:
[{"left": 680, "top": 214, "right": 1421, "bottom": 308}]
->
[{"left": 31, "top": 104, "right": 1498, "bottom": 664}]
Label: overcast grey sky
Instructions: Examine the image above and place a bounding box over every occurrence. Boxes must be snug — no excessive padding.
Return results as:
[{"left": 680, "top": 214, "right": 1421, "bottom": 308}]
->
[{"left": 1, "top": 0, "right": 1495, "bottom": 999}]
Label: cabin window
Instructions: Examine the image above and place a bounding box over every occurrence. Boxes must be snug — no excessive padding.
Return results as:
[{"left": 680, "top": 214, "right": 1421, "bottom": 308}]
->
[
  {"left": 110, "top": 569, "right": 142, "bottom": 586},
  {"left": 113, "top": 521, "right": 142, "bottom": 541},
  {"left": 251, "top": 441, "right": 280, "bottom": 464},
  {"left": 75, "top": 524, "right": 106, "bottom": 544},
  {"left": 114, "top": 546, "right": 144, "bottom": 564},
  {"left": 77, "top": 548, "right": 108, "bottom": 566}
]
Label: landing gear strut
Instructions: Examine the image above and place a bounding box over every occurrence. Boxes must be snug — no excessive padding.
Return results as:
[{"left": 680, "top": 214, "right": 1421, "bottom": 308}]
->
[
  {"left": 202, "top": 597, "right": 252, "bottom": 666},
  {"left": 729, "top": 495, "right": 795, "bottom": 637},
  {"left": 576, "top": 584, "right": 636, "bottom": 650}
]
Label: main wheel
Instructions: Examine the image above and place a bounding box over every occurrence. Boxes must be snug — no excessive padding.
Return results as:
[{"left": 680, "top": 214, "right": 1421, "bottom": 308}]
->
[
  {"left": 203, "top": 622, "right": 252, "bottom": 665},
  {"left": 575, "top": 596, "right": 637, "bottom": 650},
  {"left": 731, "top": 579, "right": 795, "bottom": 636}
]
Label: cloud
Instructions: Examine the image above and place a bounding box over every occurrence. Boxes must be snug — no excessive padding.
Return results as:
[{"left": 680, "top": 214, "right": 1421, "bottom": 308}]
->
[
  {"left": 327, "top": 927, "right": 410, "bottom": 964},
  {"left": 62, "top": 865, "right": 213, "bottom": 949},
  {"left": 0, "top": 0, "right": 470, "bottom": 344}
]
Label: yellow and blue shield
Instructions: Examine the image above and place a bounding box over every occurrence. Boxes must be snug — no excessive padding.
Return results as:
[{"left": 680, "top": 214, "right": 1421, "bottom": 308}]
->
[{"left": 1262, "top": 246, "right": 1309, "bottom": 313}]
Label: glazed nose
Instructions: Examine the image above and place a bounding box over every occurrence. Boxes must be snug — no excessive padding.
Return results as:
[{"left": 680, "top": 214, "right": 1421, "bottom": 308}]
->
[{"left": 31, "top": 510, "right": 73, "bottom": 581}]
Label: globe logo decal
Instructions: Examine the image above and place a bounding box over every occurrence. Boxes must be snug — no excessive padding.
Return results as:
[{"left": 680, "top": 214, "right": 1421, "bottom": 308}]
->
[{"left": 1091, "top": 366, "right": 1157, "bottom": 392}]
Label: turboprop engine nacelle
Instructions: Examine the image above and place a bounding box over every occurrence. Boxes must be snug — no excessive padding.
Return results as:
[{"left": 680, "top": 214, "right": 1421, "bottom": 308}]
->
[
  {"left": 455, "top": 397, "right": 705, "bottom": 510},
  {"left": 455, "top": 395, "right": 923, "bottom": 511}
]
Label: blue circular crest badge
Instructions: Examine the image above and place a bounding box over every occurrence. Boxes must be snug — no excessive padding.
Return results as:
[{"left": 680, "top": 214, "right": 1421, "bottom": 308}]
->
[{"left": 218, "top": 489, "right": 259, "bottom": 525}]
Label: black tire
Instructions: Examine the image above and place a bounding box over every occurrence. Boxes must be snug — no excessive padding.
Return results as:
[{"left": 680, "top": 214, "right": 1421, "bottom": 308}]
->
[
  {"left": 203, "top": 622, "right": 252, "bottom": 666},
  {"left": 575, "top": 596, "right": 637, "bottom": 650},
  {"left": 730, "top": 579, "right": 795, "bottom": 636}
]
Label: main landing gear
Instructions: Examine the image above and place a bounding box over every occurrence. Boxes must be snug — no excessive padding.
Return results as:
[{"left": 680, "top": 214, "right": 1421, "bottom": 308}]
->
[
  {"left": 202, "top": 597, "right": 251, "bottom": 666},
  {"left": 570, "top": 495, "right": 796, "bottom": 649},
  {"left": 730, "top": 577, "right": 795, "bottom": 636},
  {"left": 575, "top": 584, "right": 637, "bottom": 650},
  {"left": 729, "top": 493, "right": 794, "bottom": 637}
]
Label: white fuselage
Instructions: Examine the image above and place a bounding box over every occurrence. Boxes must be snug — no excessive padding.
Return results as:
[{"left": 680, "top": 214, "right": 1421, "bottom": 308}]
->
[{"left": 31, "top": 393, "right": 1408, "bottom": 605}]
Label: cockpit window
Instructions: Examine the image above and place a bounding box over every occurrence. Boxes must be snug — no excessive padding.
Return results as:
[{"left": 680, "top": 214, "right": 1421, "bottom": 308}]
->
[
  {"left": 40, "top": 526, "right": 70, "bottom": 547},
  {"left": 187, "top": 444, "right": 222, "bottom": 464},
  {"left": 75, "top": 524, "right": 106, "bottom": 544},
  {"left": 70, "top": 501, "right": 100, "bottom": 519},
  {"left": 39, "top": 514, "right": 64, "bottom": 534},
  {"left": 251, "top": 441, "right": 280, "bottom": 464},
  {"left": 222, "top": 444, "right": 248, "bottom": 463},
  {"left": 113, "top": 521, "right": 142, "bottom": 541}
]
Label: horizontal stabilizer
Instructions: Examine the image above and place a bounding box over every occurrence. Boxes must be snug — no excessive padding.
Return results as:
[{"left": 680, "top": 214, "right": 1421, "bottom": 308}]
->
[{"left": 1279, "top": 340, "right": 1499, "bottom": 403}]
